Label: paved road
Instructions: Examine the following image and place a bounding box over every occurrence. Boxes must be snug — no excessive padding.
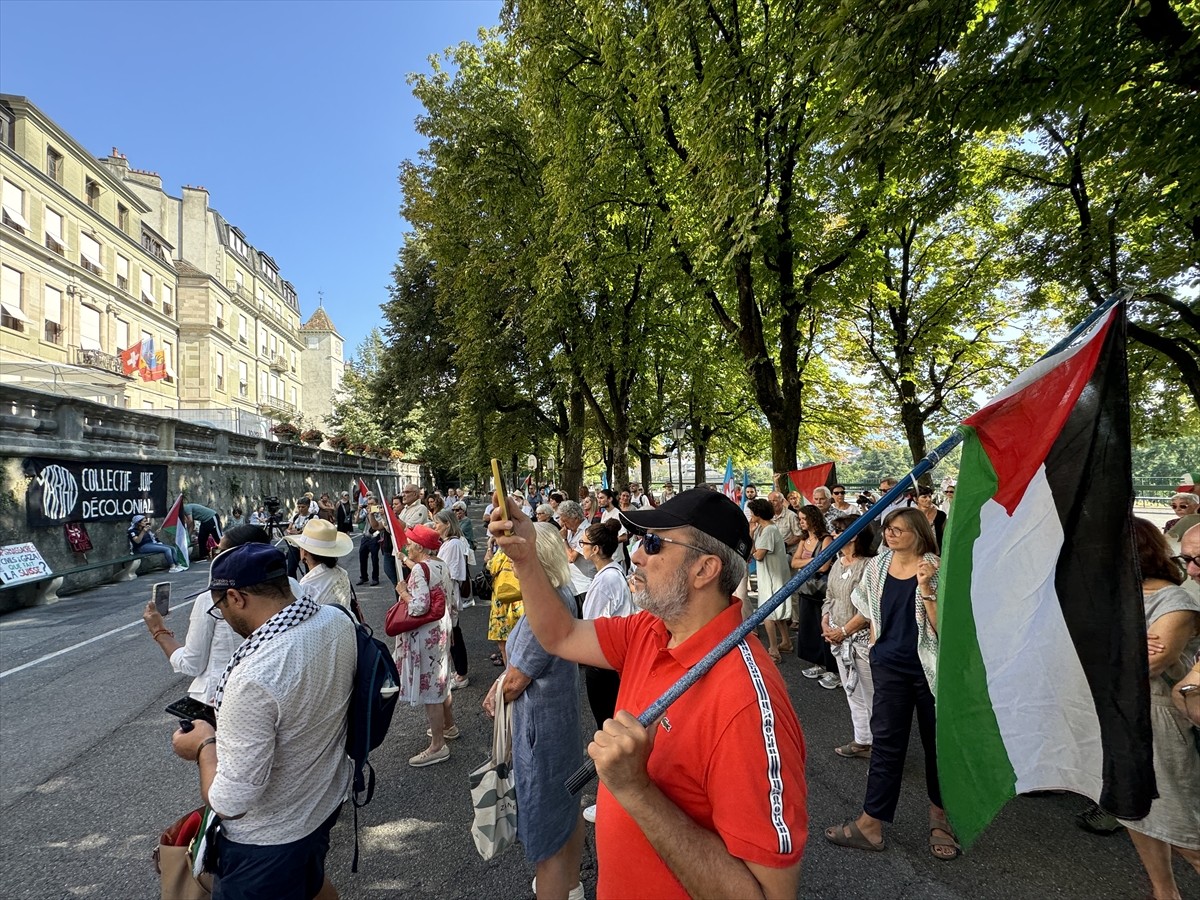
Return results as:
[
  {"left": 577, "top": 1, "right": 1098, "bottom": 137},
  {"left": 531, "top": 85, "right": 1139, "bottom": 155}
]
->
[{"left": 1, "top": 525, "right": 1197, "bottom": 899}]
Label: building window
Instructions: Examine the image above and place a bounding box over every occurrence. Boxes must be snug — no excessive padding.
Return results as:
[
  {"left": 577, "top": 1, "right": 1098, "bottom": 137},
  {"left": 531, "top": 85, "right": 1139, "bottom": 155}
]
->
[
  {"left": 2, "top": 180, "right": 29, "bottom": 234},
  {"left": 234, "top": 269, "right": 244, "bottom": 289},
  {"left": 43, "top": 285, "right": 63, "bottom": 344},
  {"left": 215, "top": 300, "right": 225, "bottom": 329},
  {"left": 290, "top": 349, "right": 297, "bottom": 373},
  {"left": 0, "top": 109, "right": 12, "bottom": 149},
  {"left": 1, "top": 265, "right": 27, "bottom": 332},
  {"left": 238, "top": 314, "right": 248, "bottom": 344},
  {"left": 306, "top": 335, "right": 319, "bottom": 348},
  {"left": 85, "top": 178, "right": 101, "bottom": 210},
  {"left": 117, "top": 203, "right": 129, "bottom": 232},
  {"left": 269, "top": 334, "right": 277, "bottom": 357},
  {"left": 259, "top": 371, "right": 267, "bottom": 398},
  {"left": 143, "top": 400, "right": 154, "bottom": 410},
  {"left": 162, "top": 340, "right": 175, "bottom": 383},
  {"left": 80, "top": 305, "right": 102, "bottom": 350},
  {"left": 140, "top": 270, "right": 154, "bottom": 305},
  {"left": 141, "top": 228, "right": 165, "bottom": 259},
  {"left": 46, "top": 147, "right": 63, "bottom": 183},
  {"left": 44, "top": 207, "right": 64, "bottom": 254},
  {"left": 239, "top": 360, "right": 248, "bottom": 396},
  {"left": 256, "top": 286, "right": 264, "bottom": 304},
  {"left": 79, "top": 233, "right": 104, "bottom": 275},
  {"left": 289, "top": 386, "right": 298, "bottom": 406},
  {"left": 161, "top": 284, "right": 174, "bottom": 315},
  {"left": 115, "top": 317, "right": 129, "bottom": 354},
  {"left": 116, "top": 254, "right": 130, "bottom": 291},
  {"left": 216, "top": 352, "right": 225, "bottom": 392},
  {"left": 228, "top": 227, "right": 248, "bottom": 258}
]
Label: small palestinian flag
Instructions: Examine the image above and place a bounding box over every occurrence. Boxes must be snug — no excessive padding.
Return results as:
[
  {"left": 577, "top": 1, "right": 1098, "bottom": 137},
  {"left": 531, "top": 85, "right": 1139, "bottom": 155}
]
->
[
  {"left": 160, "top": 494, "right": 190, "bottom": 570},
  {"left": 936, "top": 302, "right": 1153, "bottom": 848},
  {"left": 784, "top": 462, "right": 838, "bottom": 504}
]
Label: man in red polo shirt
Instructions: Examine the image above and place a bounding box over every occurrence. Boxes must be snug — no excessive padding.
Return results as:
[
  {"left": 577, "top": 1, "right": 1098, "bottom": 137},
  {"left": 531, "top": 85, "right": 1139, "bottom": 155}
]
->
[{"left": 490, "top": 489, "right": 806, "bottom": 899}]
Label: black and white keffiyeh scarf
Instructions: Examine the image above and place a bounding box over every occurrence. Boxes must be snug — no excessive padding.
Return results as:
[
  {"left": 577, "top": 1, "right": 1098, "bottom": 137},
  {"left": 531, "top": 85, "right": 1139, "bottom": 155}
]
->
[{"left": 212, "top": 595, "right": 321, "bottom": 711}]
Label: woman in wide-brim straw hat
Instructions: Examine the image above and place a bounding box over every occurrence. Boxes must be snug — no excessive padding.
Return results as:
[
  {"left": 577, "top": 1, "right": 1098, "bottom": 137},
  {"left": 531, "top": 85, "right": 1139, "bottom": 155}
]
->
[{"left": 285, "top": 518, "right": 354, "bottom": 608}]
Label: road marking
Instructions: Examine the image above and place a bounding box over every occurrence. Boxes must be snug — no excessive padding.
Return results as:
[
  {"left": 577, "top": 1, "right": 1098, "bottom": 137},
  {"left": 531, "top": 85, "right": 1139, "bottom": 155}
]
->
[{"left": 0, "top": 596, "right": 200, "bottom": 679}]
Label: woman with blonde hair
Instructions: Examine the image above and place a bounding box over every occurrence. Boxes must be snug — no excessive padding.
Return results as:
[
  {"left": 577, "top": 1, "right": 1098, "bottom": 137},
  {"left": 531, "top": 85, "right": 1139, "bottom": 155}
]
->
[{"left": 484, "top": 523, "right": 584, "bottom": 900}]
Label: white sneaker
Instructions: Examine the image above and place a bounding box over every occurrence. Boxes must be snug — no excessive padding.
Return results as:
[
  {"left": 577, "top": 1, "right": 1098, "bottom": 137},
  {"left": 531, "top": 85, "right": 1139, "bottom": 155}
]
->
[
  {"left": 583, "top": 804, "right": 597, "bottom": 823},
  {"left": 818, "top": 672, "right": 842, "bottom": 690},
  {"left": 168, "top": 565, "right": 184, "bottom": 573},
  {"left": 801, "top": 665, "right": 825, "bottom": 679},
  {"left": 451, "top": 675, "right": 470, "bottom": 690},
  {"left": 532, "top": 878, "right": 585, "bottom": 900}
]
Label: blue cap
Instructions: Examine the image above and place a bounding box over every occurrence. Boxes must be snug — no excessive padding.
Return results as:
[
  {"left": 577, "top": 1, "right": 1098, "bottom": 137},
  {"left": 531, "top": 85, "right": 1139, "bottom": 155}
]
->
[{"left": 207, "top": 543, "right": 288, "bottom": 591}]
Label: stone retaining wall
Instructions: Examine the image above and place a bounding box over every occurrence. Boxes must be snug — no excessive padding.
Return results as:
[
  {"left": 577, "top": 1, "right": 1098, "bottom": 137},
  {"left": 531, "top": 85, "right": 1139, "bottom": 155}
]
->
[{"left": 0, "top": 385, "right": 416, "bottom": 608}]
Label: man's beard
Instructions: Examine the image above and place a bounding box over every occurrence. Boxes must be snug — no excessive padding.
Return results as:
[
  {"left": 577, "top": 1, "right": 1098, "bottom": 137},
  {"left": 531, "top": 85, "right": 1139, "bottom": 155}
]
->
[{"left": 629, "top": 566, "right": 690, "bottom": 621}]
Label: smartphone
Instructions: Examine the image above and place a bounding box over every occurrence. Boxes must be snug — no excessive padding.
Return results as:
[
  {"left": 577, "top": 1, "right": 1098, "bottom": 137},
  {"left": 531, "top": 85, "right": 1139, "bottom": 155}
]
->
[
  {"left": 152, "top": 581, "right": 171, "bottom": 616},
  {"left": 165, "top": 696, "right": 217, "bottom": 727},
  {"left": 491, "top": 458, "right": 511, "bottom": 533}
]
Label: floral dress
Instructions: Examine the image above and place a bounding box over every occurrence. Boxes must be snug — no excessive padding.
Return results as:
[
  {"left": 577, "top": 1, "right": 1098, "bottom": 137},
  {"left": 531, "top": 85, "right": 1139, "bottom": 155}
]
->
[{"left": 394, "top": 555, "right": 453, "bottom": 705}]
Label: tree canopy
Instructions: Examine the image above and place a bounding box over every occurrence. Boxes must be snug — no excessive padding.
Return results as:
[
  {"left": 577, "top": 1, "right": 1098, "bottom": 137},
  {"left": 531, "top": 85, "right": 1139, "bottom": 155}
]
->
[{"left": 369, "top": 0, "right": 1198, "bottom": 490}]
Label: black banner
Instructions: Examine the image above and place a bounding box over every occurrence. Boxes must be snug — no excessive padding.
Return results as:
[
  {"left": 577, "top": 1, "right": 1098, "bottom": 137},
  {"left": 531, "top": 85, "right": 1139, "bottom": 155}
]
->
[{"left": 23, "top": 458, "right": 169, "bottom": 526}]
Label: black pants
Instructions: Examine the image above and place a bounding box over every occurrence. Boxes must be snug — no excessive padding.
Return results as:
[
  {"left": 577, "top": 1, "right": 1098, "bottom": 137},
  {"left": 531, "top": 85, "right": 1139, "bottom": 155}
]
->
[
  {"left": 359, "top": 534, "right": 379, "bottom": 582},
  {"left": 794, "top": 589, "right": 835, "bottom": 671},
  {"left": 197, "top": 516, "right": 223, "bottom": 558},
  {"left": 584, "top": 666, "right": 621, "bottom": 730},
  {"left": 450, "top": 624, "right": 469, "bottom": 677},
  {"left": 862, "top": 658, "right": 942, "bottom": 822},
  {"left": 213, "top": 805, "right": 339, "bottom": 900},
  {"left": 286, "top": 544, "right": 302, "bottom": 579}
]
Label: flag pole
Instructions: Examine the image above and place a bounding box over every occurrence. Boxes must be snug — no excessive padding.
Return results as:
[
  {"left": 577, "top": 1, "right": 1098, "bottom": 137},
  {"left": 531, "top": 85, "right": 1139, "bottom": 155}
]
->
[{"left": 564, "top": 287, "right": 1133, "bottom": 795}]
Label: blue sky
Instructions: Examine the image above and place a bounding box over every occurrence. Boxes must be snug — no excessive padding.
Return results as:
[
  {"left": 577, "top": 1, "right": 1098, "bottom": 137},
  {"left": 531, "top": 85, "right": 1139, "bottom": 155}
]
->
[{"left": 0, "top": 0, "right": 502, "bottom": 356}]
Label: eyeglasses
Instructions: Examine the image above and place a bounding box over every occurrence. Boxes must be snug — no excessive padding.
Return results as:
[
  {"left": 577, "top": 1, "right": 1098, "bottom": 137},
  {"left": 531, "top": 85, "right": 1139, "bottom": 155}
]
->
[
  {"left": 1174, "top": 555, "right": 1199, "bottom": 568},
  {"left": 1170, "top": 503, "right": 1196, "bottom": 510},
  {"left": 640, "top": 532, "right": 708, "bottom": 556},
  {"left": 207, "top": 591, "right": 230, "bottom": 620},
  {"left": 832, "top": 490, "right": 845, "bottom": 495},
  {"left": 579, "top": 541, "right": 595, "bottom": 547},
  {"left": 883, "top": 525, "right": 910, "bottom": 536}
]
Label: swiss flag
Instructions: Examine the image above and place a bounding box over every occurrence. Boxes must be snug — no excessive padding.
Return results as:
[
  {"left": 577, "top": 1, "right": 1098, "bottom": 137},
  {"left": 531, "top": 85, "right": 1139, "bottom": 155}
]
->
[{"left": 119, "top": 343, "right": 141, "bottom": 376}]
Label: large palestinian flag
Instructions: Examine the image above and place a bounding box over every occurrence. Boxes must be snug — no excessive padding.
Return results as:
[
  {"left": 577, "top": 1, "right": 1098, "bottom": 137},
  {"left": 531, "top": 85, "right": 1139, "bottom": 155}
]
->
[
  {"left": 936, "top": 302, "right": 1153, "bottom": 848},
  {"left": 784, "top": 462, "right": 838, "bottom": 503}
]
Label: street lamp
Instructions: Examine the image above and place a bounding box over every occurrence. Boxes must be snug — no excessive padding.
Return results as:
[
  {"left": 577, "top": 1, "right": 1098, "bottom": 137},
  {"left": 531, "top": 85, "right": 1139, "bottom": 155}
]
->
[{"left": 672, "top": 423, "right": 686, "bottom": 492}]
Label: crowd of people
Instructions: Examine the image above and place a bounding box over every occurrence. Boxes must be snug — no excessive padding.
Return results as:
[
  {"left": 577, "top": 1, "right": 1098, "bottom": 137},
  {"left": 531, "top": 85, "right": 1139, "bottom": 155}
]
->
[{"left": 131, "top": 476, "right": 1199, "bottom": 900}]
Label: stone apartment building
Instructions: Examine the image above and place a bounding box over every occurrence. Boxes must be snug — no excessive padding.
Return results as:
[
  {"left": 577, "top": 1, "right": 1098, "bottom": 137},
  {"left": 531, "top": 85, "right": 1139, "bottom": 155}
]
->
[
  {"left": 1, "top": 94, "right": 344, "bottom": 431},
  {"left": 0, "top": 95, "right": 180, "bottom": 409}
]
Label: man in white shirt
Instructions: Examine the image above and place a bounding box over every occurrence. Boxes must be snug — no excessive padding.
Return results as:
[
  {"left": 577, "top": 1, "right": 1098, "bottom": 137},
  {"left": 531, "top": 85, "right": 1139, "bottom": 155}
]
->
[
  {"left": 171, "top": 543, "right": 356, "bottom": 899},
  {"left": 284, "top": 497, "right": 318, "bottom": 578},
  {"left": 399, "top": 483, "right": 431, "bottom": 528}
]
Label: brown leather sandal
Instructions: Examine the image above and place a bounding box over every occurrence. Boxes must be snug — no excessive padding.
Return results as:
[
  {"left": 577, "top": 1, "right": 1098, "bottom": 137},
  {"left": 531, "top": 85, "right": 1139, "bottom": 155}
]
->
[
  {"left": 834, "top": 741, "right": 872, "bottom": 759},
  {"left": 929, "top": 814, "right": 961, "bottom": 860},
  {"left": 824, "top": 818, "right": 885, "bottom": 852}
]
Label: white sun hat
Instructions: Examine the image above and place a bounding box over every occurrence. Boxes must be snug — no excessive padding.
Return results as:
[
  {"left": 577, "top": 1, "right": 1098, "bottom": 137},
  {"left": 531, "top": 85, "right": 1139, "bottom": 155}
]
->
[{"left": 284, "top": 517, "right": 354, "bottom": 557}]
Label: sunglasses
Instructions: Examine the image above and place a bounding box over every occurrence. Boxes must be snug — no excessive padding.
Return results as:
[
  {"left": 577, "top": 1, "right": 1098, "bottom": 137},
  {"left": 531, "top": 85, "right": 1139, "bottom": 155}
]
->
[
  {"left": 207, "top": 591, "right": 230, "bottom": 620},
  {"left": 1174, "top": 555, "right": 1199, "bottom": 568},
  {"left": 640, "top": 532, "right": 708, "bottom": 556},
  {"left": 832, "top": 490, "right": 845, "bottom": 495}
]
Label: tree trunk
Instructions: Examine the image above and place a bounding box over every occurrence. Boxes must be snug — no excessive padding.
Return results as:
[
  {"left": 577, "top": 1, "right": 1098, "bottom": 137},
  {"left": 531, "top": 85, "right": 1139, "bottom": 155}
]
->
[
  {"left": 611, "top": 412, "right": 631, "bottom": 492},
  {"left": 692, "top": 440, "right": 707, "bottom": 487},
  {"left": 559, "top": 391, "right": 585, "bottom": 498},
  {"left": 898, "top": 390, "right": 931, "bottom": 486}
]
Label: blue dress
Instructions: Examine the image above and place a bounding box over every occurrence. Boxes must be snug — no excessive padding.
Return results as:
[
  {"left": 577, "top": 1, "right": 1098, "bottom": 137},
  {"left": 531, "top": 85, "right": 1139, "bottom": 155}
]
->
[{"left": 506, "top": 585, "right": 583, "bottom": 862}]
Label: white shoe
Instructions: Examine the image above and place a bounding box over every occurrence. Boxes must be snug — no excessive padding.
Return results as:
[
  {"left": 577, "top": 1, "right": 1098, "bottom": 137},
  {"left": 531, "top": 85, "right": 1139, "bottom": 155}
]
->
[
  {"left": 168, "top": 565, "right": 185, "bottom": 573},
  {"left": 801, "top": 665, "right": 825, "bottom": 679},
  {"left": 583, "top": 804, "right": 597, "bottom": 823},
  {"left": 532, "top": 878, "right": 585, "bottom": 900},
  {"left": 818, "top": 672, "right": 842, "bottom": 690},
  {"left": 451, "top": 675, "right": 470, "bottom": 690}
]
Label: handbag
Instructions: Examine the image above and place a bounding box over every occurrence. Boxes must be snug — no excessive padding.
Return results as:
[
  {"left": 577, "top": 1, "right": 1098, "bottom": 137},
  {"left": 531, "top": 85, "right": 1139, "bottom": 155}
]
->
[
  {"left": 490, "top": 555, "right": 522, "bottom": 605},
  {"left": 469, "top": 670, "right": 517, "bottom": 860},
  {"left": 153, "top": 806, "right": 216, "bottom": 900},
  {"left": 385, "top": 562, "right": 447, "bottom": 635}
]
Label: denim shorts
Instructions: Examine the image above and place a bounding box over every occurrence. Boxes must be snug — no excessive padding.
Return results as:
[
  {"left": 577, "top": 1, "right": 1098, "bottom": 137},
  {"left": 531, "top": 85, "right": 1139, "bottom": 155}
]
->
[{"left": 212, "top": 805, "right": 341, "bottom": 900}]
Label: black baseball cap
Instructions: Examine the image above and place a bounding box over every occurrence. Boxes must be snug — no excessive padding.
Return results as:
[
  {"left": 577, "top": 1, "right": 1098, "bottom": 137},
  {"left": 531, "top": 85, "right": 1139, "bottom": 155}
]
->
[
  {"left": 207, "top": 543, "right": 288, "bottom": 591},
  {"left": 618, "top": 489, "right": 752, "bottom": 560}
]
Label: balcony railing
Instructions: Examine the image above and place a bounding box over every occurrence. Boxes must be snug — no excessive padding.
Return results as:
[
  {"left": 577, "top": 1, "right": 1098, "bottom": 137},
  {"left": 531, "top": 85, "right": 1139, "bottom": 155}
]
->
[
  {"left": 258, "top": 397, "right": 296, "bottom": 417},
  {"left": 75, "top": 347, "right": 127, "bottom": 376}
]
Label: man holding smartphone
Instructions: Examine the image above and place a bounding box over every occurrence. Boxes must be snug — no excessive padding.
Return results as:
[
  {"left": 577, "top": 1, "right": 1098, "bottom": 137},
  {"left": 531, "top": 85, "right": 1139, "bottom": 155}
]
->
[{"left": 171, "top": 543, "right": 356, "bottom": 899}]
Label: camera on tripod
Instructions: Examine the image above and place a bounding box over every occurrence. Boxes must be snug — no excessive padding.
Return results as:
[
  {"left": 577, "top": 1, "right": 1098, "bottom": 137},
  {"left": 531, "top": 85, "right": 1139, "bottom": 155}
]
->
[{"left": 263, "top": 496, "right": 283, "bottom": 525}]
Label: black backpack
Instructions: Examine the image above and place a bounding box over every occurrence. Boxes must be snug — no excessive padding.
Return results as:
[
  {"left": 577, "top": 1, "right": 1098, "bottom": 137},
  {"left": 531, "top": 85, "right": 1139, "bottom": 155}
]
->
[
  {"left": 333, "top": 604, "right": 400, "bottom": 872},
  {"left": 472, "top": 568, "right": 493, "bottom": 603}
]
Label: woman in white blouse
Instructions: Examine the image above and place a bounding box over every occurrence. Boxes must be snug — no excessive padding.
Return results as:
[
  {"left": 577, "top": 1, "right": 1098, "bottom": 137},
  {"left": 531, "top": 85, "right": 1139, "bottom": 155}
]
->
[
  {"left": 141, "top": 524, "right": 266, "bottom": 706},
  {"left": 434, "top": 509, "right": 472, "bottom": 690},
  {"left": 285, "top": 518, "right": 354, "bottom": 608}
]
